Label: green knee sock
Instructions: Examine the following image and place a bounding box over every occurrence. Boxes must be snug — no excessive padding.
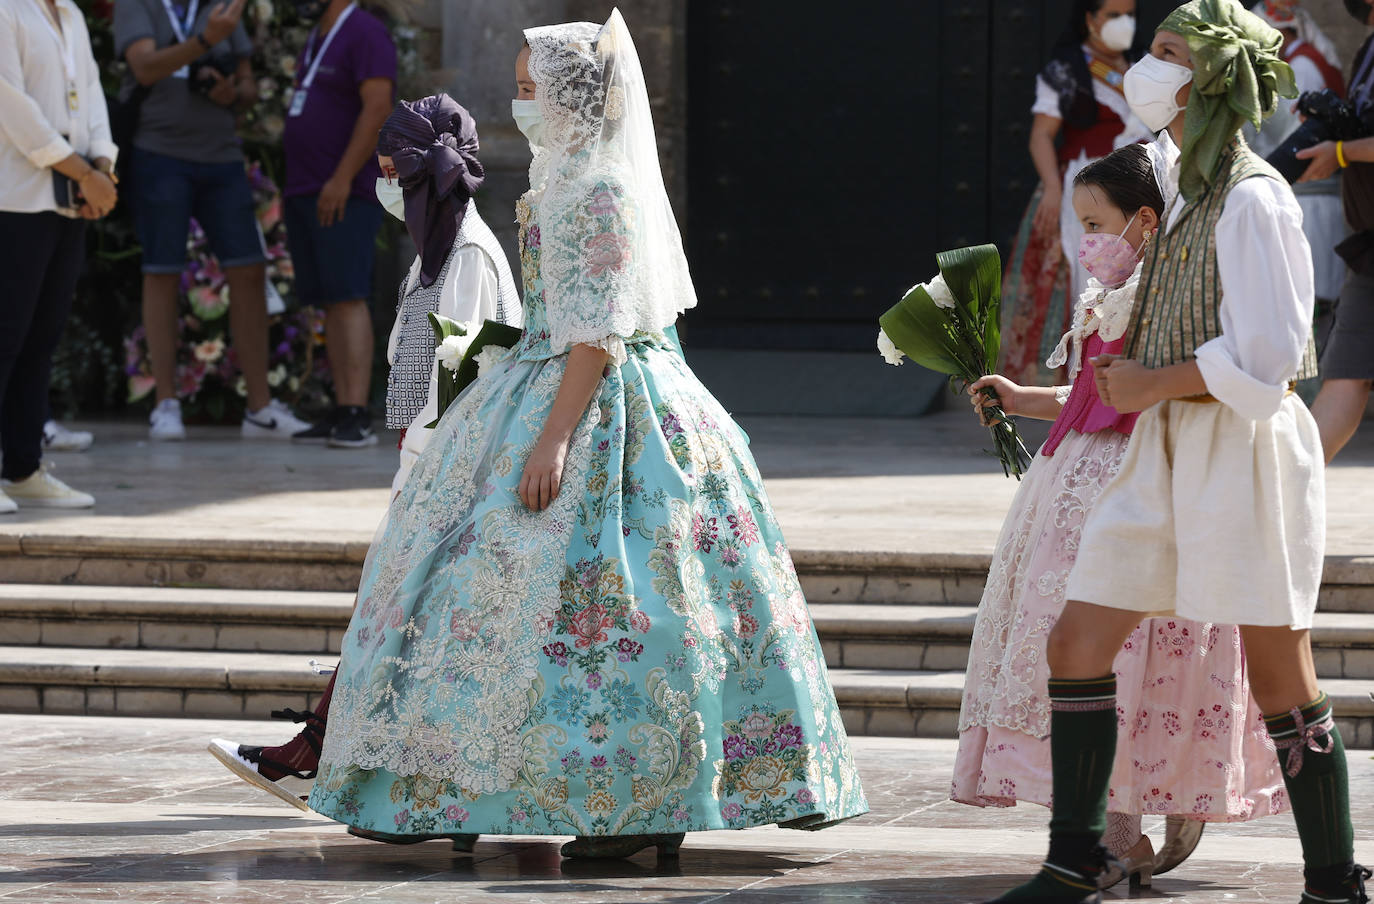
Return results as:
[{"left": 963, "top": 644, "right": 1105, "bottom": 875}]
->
[
  {"left": 991, "top": 674, "right": 1118, "bottom": 903},
  {"left": 1264, "top": 693, "right": 1358, "bottom": 899}
]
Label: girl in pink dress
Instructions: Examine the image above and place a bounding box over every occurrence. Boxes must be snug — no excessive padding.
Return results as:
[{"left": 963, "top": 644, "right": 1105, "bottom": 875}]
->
[{"left": 951, "top": 141, "right": 1286, "bottom": 888}]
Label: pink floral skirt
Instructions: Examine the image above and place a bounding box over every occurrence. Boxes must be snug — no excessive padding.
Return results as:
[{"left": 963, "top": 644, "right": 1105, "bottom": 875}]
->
[{"left": 951, "top": 427, "right": 1287, "bottom": 821}]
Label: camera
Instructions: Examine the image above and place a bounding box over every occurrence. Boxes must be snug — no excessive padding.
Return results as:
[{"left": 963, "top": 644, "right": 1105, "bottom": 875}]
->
[
  {"left": 188, "top": 55, "right": 238, "bottom": 98},
  {"left": 1266, "top": 89, "right": 1371, "bottom": 183}
]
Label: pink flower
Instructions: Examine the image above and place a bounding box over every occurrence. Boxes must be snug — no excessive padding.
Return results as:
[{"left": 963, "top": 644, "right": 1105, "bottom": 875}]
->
[
  {"left": 796, "top": 788, "right": 816, "bottom": 805},
  {"left": 394, "top": 809, "right": 411, "bottom": 826},
  {"left": 736, "top": 613, "right": 759, "bottom": 639},
  {"left": 721, "top": 802, "right": 743, "bottom": 820},
  {"left": 587, "top": 190, "right": 619, "bottom": 216},
  {"left": 445, "top": 805, "right": 469, "bottom": 822},
  {"left": 569, "top": 603, "right": 611, "bottom": 649},
  {"left": 583, "top": 232, "right": 630, "bottom": 277},
  {"left": 740, "top": 712, "right": 774, "bottom": 740},
  {"left": 629, "top": 610, "right": 651, "bottom": 634}
]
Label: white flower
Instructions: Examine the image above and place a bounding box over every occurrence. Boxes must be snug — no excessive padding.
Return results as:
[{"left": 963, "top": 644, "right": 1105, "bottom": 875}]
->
[
  {"left": 921, "top": 272, "right": 958, "bottom": 310},
  {"left": 435, "top": 333, "right": 473, "bottom": 372},
  {"left": 473, "top": 344, "right": 511, "bottom": 377},
  {"left": 252, "top": 0, "right": 272, "bottom": 22},
  {"left": 234, "top": 376, "right": 248, "bottom": 397},
  {"left": 266, "top": 364, "right": 287, "bottom": 387},
  {"left": 876, "top": 329, "right": 905, "bottom": 366},
  {"left": 192, "top": 338, "right": 225, "bottom": 364}
]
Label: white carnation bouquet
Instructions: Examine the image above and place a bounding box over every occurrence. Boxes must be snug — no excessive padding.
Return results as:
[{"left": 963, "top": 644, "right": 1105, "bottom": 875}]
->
[
  {"left": 877, "top": 244, "right": 1031, "bottom": 478},
  {"left": 425, "top": 315, "right": 522, "bottom": 427}
]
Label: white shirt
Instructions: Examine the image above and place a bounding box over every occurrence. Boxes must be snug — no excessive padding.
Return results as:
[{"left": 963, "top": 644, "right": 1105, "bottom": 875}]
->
[
  {"left": 1174, "top": 176, "right": 1315, "bottom": 421},
  {"left": 1030, "top": 65, "right": 1153, "bottom": 153},
  {"left": 387, "top": 244, "right": 518, "bottom": 495},
  {"left": 0, "top": 0, "right": 118, "bottom": 214}
]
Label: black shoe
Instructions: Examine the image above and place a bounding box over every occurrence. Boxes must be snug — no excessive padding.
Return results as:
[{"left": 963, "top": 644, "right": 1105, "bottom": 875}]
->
[
  {"left": 329, "top": 406, "right": 378, "bottom": 449},
  {"left": 1302, "top": 864, "right": 1372, "bottom": 904},
  {"left": 292, "top": 407, "right": 339, "bottom": 444}
]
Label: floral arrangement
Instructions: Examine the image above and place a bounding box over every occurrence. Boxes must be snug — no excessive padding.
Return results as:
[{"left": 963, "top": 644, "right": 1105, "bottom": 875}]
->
[
  {"left": 878, "top": 244, "right": 1032, "bottom": 478},
  {"left": 123, "top": 164, "right": 334, "bottom": 421},
  {"left": 425, "top": 316, "right": 522, "bottom": 427}
]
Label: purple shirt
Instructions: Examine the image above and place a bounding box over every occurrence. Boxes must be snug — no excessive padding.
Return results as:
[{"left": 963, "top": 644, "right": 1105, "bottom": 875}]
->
[{"left": 282, "top": 5, "right": 396, "bottom": 200}]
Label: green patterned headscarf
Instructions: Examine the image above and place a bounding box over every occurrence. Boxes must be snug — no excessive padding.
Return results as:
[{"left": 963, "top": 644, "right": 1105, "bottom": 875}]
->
[{"left": 1158, "top": 0, "right": 1296, "bottom": 199}]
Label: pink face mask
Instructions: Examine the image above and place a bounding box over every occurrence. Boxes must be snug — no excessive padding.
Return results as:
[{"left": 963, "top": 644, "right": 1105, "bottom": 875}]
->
[{"left": 1077, "top": 213, "right": 1141, "bottom": 289}]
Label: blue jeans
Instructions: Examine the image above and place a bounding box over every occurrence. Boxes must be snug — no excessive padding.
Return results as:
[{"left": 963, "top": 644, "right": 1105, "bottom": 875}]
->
[{"left": 131, "top": 148, "right": 266, "bottom": 274}]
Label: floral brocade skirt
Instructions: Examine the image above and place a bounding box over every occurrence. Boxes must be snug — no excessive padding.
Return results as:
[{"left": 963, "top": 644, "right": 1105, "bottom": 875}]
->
[
  {"left": 951, "top": 427, "right": 1287, "bottom": 821},
  {"left": 308, "top": 336, "right": 868, "bottom": 837}
]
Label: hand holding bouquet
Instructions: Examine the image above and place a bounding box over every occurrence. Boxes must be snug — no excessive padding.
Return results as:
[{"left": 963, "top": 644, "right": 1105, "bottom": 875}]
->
[
  {"left": 426, "top": 315, "right": 523, "bottom": 428},
  {"left": 878, "top": 244, "right": 1032, "bottom": 479}
]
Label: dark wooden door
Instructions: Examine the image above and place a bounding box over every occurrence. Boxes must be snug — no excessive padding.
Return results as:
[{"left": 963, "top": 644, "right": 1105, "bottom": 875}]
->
[{"left": 685, "top": 0, "right": 1175, "bottom": 352}]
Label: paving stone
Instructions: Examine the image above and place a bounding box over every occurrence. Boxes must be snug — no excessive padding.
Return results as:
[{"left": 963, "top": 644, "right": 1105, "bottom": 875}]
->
[
  {"left": 841, "top": 641, "right": 924, "bottom": 671},
  {"left": 86, "top": 687, "right": 115, "bottom": 714},
  {"left": 40, "top": 619, "right": 139, "bottom": 648},
  {"left": 183, "top": 691, "right": 245, "bottom": 718},
  {"left": 216, "top": 624, "right": 328, "bottom": 653},
  {"left": 0, "top": 618, "right": 41, "bottom": 644},
  {"left": 41, "top": 686, "right": 87, "bottom": 715},
  {"left": 865, "top": 706, "right": 919, "bottom": 738},
  {"left": 114, "top": 688, "right": 184, "bottom": 716},
  {"left": 140, "top": 622, "right": 218, "bottom": 650},
  {"left": 920, "top": 643, "right": 970, "bottom": 671},
  {"left": 0, "top": 685, "right": 41, "bottom": 713},
  {"left": 914, "top": 709, "right": 961, "bottom": 741}
]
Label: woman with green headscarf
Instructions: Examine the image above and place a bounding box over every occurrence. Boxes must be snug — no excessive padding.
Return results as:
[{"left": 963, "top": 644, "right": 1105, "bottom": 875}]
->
[{"left": 986, "top": 2, "right": 1367, "bottom": 903}]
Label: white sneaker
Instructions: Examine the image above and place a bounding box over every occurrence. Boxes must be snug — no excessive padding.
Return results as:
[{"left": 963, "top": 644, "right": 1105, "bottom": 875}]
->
[
  {"left": 2, "top": 462, "right": 95, "bottom": 508},
  {"left": 242, "top": 398, "right": 313, "bottom": 440},
  {"left": 43, "top": 420, "right": 94, "bottom": 452},
  {"left": 150, "top": 399, "right": 186, "bottom": 442},
  {"left": 0, "top": 490, "right": 16, "bottom": 514}
]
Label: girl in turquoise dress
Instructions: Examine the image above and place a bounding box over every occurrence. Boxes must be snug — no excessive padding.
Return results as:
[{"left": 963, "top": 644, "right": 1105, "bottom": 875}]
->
[{"left": 308, "top": 9, "right": 868, "bottom": 859}]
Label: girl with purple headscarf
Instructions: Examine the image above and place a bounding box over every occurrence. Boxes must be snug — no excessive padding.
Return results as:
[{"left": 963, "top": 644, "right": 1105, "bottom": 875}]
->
[
  {"left": 205, "top": 95, "right": 521, "bottom": 815},
  {"left": 374, "top": 94, "right": 522, "bottom": 492}
]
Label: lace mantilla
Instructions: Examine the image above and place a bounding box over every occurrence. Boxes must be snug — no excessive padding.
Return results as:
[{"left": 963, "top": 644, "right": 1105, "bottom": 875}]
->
[
  {"left": 1045, "top": 262, "right": 1141, "bottom": 381},
  {"left": 523, "top": 11, "right": 697, "bottom": 359}
]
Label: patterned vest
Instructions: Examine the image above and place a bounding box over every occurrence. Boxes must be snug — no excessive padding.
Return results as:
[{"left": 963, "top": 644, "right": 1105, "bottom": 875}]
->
[
  {"left": 1124, "top": 139, "right": 1319, "bottom": 381},
  {"left": 385, "top": 200, "right": 521, "bottom": 429}
]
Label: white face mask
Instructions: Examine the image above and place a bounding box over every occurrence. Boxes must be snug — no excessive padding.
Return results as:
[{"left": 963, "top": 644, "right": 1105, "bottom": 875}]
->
[
  {"left": 1098, "top": 14, "right": 1135, "bottom": 52},
  {"left": 375, "top": 177, "right": 405, "bottom": 222},
  {"left": 1123, "top": 54, "right": 1193, "bottom": 133},
  {"left": 511, "top": 98, "right": 545, "bottom": 148}
]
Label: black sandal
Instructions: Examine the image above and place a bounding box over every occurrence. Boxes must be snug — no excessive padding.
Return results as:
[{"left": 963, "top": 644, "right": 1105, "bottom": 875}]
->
[{"left": 348, "top": 826, "right": 478, "bottom": 852}]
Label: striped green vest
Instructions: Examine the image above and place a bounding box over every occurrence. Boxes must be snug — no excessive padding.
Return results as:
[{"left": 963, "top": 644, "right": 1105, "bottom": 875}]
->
[{"left": 1124, "top": 138, "right": 1319, "bottom": 380}]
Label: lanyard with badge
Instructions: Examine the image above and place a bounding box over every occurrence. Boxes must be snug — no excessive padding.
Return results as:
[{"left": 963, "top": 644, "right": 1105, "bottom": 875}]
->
[
  {"left": 160, "top": 0, "right": 200, "bottom": 78},
  {"left": 289, "top": 1, "right": 355, "bottom": 117},
  {"left": 35, "top": 0, "right": 79, "bottom": 113}
]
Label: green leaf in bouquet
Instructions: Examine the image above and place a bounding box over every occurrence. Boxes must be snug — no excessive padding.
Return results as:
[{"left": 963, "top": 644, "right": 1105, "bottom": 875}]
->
[
  {"left": 934, "top": 244, "right": 1003, "bottom": 372},
  {"left": 423, "top": 320, "right": 524, "bottom": 428},
  {"left": 878, "top": 286, "right": 970, "bottom": 377},
  {"left": 427, "top": 313, "right": 471, "bottom": 345}
]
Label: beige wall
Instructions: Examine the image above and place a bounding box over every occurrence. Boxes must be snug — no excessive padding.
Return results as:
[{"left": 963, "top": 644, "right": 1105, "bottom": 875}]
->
[{"left": 1302, "top": 0, "right": 1369, "bottom": 75}]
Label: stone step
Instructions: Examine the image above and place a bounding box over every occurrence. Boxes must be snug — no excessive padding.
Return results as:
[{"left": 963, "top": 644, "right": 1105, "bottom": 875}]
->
[
  {"left": 5, "top": 585, "right": 1374, "bottom": 681},
  {"left": 2, "top": 646, "right": 1370, "bottom": 748},
  {"left": 4, "top": 535, "right": 1374, "bottom": 611},
  {"left": 831, "top": 669, "right": 1374, "bottom": 750}
]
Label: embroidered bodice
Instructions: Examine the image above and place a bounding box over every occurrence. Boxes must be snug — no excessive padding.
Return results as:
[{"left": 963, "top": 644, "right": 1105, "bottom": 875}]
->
[
  {"left": 1041, "top": 265, "right": 1142, "bottom": 456},
  {"left": 515, "top": 186, "right": 668, "bottom": 364}
]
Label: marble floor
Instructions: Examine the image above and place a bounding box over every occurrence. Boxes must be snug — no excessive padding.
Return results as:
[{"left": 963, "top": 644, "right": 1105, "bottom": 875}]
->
[{"left": 2, "top": 714, "right": 1371, "bottom": 903}]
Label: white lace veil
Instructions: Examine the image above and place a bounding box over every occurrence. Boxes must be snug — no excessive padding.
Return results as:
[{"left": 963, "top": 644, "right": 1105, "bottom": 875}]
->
[{"left": 523, "top": 9, "right": 697, "bottom": 362}]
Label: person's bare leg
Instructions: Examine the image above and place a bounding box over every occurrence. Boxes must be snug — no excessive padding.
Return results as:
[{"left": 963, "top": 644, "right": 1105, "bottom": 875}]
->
[
  {"left": 1242, "top": 625, "right": 1362, "bottom": 900},
  {"left": 142, "top": 273, "right": 182, "bottom": 404},
  {"left": 1311, "top": 378, "right": 1372, "bottom": 464},
  {"left": 325, "top": 299, "right": 372, "bottom": 408},
  {"left": 1045, "top": 599, "right": 1142, "bottom": 678},
  {"left": 225, "top": 264, "right": 271, "bottom": 412}
]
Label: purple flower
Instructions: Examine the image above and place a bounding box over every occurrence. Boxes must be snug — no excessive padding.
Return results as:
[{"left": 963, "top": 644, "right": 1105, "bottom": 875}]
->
[
  {"left": 660, "top": 413, "right": 683, "bottom": 438},
  {"left": 586, "top": 672, "right": 603, "bottom": 689},
  {"left": 721, "top": 802, "right": 743, "bottom": 820},
  {"left": 589, "top": 755, "right": 607, "bottom": 770},
  {"left": 394, "top": 808, "right": 410, "bottom": 826},
  {"left": 772, "top": 723, "right": 804, "bottom": 750},
  {"left": 723, "top": 735, "right": 751, "bottom": 762},
  {"left": 796, "top": 788, "right": 816, "bottom": 805}
]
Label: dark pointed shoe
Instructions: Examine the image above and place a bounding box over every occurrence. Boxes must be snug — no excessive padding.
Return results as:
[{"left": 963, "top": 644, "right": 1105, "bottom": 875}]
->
[
  {"left": 348, "top": 826, "right": 479, "bottom": 853},
  {"left": 1301, "top": 864, "right": 1372, "bottom": 903},
  {"left": 560, "top": 832, "right": 685, "bottom": 860}
]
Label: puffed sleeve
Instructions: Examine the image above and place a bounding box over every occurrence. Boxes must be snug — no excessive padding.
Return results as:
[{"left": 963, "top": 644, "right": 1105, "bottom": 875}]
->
[
  {"left": 539, "top": 177, "right": 639, "bottom": 365},
  {"left": 1194, "top": 177, "right": 1314, "bottom": 421},
  {"left": 1031, "top": 74, "right": 1061, "bottom": 118}
]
